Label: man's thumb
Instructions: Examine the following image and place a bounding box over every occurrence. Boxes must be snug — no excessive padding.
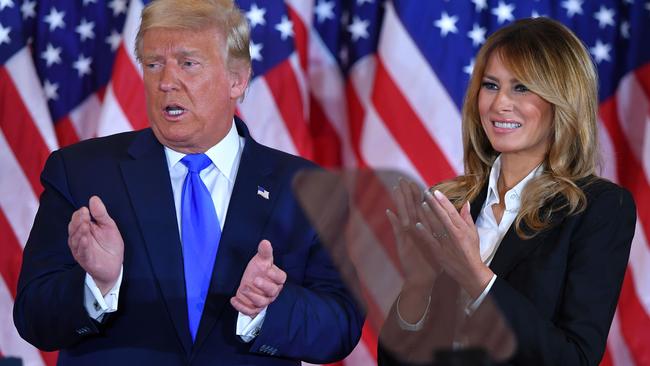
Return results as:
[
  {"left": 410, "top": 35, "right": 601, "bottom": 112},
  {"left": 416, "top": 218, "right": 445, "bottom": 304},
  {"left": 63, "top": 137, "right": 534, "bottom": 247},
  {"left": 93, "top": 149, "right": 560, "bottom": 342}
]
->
[
  {"left": 89, "top": 196, "right": 112, "bottom": 224},
  {"left": 257, "top": 240, "right": 273, "bottom": 263}
]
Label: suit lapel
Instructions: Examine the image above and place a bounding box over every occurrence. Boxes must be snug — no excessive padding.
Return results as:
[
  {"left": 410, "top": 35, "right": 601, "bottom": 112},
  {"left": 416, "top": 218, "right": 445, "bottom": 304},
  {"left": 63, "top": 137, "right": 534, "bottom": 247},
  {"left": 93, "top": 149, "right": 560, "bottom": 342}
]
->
[
  {"left": 120, "top": 129, "right": 192, "bottom": 355},
  {"left": 193, "top": 118, "right": 279, "bottom": 351}
]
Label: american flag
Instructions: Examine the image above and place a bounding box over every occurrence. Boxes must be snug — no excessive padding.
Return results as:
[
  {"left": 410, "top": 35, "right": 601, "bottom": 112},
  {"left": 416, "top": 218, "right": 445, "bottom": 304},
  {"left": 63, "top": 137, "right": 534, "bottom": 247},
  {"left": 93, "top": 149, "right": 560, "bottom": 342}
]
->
[{"left": 1, "top": 0, "right": 649, "bottom": 365}]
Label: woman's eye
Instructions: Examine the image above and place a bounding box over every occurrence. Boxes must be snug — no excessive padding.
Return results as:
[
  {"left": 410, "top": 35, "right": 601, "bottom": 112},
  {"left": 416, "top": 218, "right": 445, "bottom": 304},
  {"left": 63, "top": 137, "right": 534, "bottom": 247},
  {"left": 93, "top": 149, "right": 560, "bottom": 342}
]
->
[
  {"left": 514, "top": 84, "right": 529, "bottom": 92},
  {"left": 481, "top": 81, "right": 498, "bottom": 90}
]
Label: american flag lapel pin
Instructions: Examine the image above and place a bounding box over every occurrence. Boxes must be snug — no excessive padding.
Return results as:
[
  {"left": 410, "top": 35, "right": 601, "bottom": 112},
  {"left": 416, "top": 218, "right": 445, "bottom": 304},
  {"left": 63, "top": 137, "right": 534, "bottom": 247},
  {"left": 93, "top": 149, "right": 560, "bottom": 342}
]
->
[{"left": 257, "top": 186, "right": 270, "bottom": 200}]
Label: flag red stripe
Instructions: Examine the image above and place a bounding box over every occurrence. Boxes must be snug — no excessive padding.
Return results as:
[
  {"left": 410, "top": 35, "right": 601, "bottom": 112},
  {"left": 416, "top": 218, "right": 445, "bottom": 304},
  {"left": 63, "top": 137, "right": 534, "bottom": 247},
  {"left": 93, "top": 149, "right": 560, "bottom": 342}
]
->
[
  {"left": 0, "top": 68, "right": 50, "bottom": 197},
  {"left": 112, "top": 45, "right": 148, "bottom": 130},
  {"left": 309, "top": 95, "right": 343, "bottom": 167},
  {"left": 54, "top": 117, "right": 81, "bottom": 149},
  {"left": 0, "top": 211, "right": 22, "bottom": 299},
  {"left": 617, "top": 270, "right": 650, "bottom": 365},
  {"left": 263, "top": 61, "right": 314, "bottom": 159},
  {"left": 371, "top": 60, "right": 455, "bottom": 186},
  {"left": 599, "top": 348, "right": 613, "bottom": 366},
  {"left": 345, "top": 80, "right": 368, "bottom": 168},
  {"left": 599, "top": 98, "right": 650, "bottom": 246},
  {"left": 634, "top": 62, "right": 650, "bottom": 99},
  {"left": 287, "top": 6, "right": 308, "bottom": 72}
]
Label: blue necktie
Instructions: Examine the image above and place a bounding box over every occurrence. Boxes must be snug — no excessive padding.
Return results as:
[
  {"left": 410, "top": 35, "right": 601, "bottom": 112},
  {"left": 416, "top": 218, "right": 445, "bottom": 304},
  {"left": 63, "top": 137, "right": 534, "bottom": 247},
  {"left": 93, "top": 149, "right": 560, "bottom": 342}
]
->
[{"left": 180, "top": 154, "right": 221, "bottom": 341}]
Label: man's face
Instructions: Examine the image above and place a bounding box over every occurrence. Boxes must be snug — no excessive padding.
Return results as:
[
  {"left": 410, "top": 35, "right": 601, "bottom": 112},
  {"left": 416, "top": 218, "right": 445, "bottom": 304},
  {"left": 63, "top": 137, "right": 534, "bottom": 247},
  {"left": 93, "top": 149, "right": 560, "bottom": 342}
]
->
[{"left": 141, "top": 27, "right": 249, "bottom": 153}]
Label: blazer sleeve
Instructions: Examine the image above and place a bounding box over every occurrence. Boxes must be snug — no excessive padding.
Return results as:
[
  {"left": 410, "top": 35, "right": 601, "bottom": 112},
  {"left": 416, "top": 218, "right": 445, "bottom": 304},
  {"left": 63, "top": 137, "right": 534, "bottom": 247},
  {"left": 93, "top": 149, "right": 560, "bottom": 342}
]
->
[
  {"left": 490, "top": 185, "right": 636, "bottom": 365},
  {"left": 13, "top": 151, "right": 102, "bottom": 351}
]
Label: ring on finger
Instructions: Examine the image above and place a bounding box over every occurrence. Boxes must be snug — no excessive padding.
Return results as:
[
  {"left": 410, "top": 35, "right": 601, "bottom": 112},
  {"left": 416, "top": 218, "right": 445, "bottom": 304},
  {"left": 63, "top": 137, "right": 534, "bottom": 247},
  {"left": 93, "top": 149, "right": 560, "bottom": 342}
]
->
[{"left": 432, "top": 232, "right": 448, "bottom": 239}]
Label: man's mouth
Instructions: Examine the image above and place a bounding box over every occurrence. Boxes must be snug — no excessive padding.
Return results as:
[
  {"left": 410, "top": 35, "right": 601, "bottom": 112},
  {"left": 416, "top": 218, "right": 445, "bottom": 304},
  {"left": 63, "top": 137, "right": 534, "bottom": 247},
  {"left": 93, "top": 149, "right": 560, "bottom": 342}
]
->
[{"left": 164, "top": 104, "right": 186, "bottom": 117}]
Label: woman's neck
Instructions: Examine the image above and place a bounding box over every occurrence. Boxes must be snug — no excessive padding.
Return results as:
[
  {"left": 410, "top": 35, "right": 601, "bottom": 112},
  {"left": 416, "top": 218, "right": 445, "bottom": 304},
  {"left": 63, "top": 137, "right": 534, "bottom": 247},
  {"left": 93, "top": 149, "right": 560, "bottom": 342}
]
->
[{"left": 498, "top": 153, "right": 544, "bottom": 191}]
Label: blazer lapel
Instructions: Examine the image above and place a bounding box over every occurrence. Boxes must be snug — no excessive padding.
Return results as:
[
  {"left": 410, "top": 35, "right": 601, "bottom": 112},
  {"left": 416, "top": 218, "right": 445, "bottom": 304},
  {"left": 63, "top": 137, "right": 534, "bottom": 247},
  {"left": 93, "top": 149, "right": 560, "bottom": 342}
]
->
[
  {"left": 471, "top": 183, "right": 555, "bottom": 278},
  {"left": 120, "top": 129, "right": 192, "bottom": 355},
  {"left": 193, "top": 118, "right": 279, "bottom": 351}
]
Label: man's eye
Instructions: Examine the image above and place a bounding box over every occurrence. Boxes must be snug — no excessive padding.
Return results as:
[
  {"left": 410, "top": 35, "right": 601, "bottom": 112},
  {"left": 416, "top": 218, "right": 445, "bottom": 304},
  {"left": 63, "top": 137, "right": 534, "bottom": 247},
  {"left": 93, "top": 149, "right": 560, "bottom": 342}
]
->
[
  {"left": 183, "top": 60, "right": 198, "bottom": 67},
  {"left": 481, "top": 81, "right": 498, "bottom": 90}
]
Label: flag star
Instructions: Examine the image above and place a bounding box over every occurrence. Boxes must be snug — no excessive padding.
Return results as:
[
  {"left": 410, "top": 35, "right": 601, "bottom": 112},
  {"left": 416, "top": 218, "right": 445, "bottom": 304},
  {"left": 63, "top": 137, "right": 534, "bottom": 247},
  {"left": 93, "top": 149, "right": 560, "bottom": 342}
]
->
[
  {"left": 347, "top": 16, "right": 369, "bottom": 42},
  {"left": 41, "top": 43, "right": 62, "bottom": 67},
  {"left": 108, "top": 0, "right": 127, "bottom": 16},
  {"left": 83, "top": 0, "right": 97, "bottom": 5},
  {"left": 44, "top": 7, "right": 66, "bottom": 32},
  {"left": 75, "top": 18, "right": 95, "bottom": 41},
  {"left": 531, "top": 10, "right": 545, "bottom": 18},
  {"left": 315, "top": 0, "right": 335, "bottom": 23},
  {"left": 562, "top": 0, "right": 583, "bottom": 18},
  {"left": 594, "top": 6, "right": 615, "bottom": 28},
  {"left": 464, "top": 58, "right": 475, "bottom": 76},
  {"left": 0, "top": 23, "right": 10, "bottom": 45},
  {"left": 0, "top": 0, "right": 14, "bottom": 11},
  {"left": 590, "top": 39, "right": 611, "bottom": 63},
  {"left": 492, "top": 1, "right": 515, "bottom": 24},
  {"left": 20, "top": 0, "right": 36, "bottom": 19},
  {"left": 275, "top": 15, "right": 294, "bottom": 40},
  {"left": 434, "top": 12, "right": 459, "bottom": 37},
  {"left": 106, "top": 30, "right": 121, "bottom": 51},
  {"left": 249, "top": 40, "right": 263, "bottom": 61},
  {"left": 467, "top": 23, "right": 486, "bottom": 46},
  {"left": 339, "top": 45, "right": 349, "bottom": 65},
  {"left": 73, "top": 54, "right": 93, "bottom": 77},
  {"left": 43, "top": 80, "right": 59, "bottom": 100},
  {"left": 245, "top": 4, "right": 266, "bottom": 28},
  {"left": 357, "top": 0, "right": 373, "bottom": 5},
  {"left": 472, "top": 0, "right": 488, "bottom": 12},
  {"left": 646, "top": 2, "right": 650, "bottom": 12},
  {"left": 620, "top": 21, "right": 630, "bottom": 39}
]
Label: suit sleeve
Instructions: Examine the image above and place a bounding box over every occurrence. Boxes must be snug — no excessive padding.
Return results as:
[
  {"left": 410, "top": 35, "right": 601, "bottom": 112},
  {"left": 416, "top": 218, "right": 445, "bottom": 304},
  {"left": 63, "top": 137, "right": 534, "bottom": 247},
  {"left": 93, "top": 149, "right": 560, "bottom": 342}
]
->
[
  {"left": 490, "top": 187, "right": 636, "bottom": 365},
  {"left": 247, "top": 166, "right": 365, "bottom": 363},
  {"left": 13, "top": 151, "right": 102, "bottom": 351}
]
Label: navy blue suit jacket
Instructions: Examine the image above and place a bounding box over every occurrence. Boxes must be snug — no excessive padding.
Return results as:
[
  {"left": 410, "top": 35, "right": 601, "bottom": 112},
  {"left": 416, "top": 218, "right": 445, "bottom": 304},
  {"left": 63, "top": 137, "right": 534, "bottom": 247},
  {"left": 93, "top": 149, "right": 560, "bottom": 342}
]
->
[{"left": 14, "top": 118, "right": 364, "bottom": 365}]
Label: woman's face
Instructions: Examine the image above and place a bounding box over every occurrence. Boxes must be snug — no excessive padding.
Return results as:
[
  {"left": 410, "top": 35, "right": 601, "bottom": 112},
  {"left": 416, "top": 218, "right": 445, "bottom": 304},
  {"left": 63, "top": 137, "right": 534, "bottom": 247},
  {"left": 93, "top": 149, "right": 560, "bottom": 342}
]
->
[{"left": 478, "top": 53, "right": 554, "bottom": 162}]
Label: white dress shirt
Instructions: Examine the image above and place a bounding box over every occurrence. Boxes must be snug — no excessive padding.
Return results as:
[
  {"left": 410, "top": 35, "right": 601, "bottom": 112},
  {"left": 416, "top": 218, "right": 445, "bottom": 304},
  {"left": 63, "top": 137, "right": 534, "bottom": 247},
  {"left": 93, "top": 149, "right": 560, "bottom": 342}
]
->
[
  {"left": 83, "top": 121, "right": 265, "bottom": 341},
  {"left": 398, "top": 155, "right": 543, "bottom": 329}
]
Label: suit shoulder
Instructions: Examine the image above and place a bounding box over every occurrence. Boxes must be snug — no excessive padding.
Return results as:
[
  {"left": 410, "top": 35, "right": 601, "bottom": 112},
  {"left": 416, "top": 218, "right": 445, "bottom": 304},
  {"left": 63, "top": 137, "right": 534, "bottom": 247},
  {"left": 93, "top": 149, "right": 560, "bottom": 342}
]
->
[
  {"left": 579, "top": 176, "right": 635, "bottom": 215},
  {"left": 256, "top": 143, "right": 320, "bottom": 171},
  {"left": 53, "top": 129, "right": 147, "bottom": 160}
]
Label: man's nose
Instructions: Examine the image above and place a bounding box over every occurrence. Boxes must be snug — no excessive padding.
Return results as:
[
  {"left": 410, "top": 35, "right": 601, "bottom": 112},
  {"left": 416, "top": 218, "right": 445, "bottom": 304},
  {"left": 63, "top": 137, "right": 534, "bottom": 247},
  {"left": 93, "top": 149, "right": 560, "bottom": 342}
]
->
[{"left": 159, "top": 64, "right": 180, "bottom": 92}]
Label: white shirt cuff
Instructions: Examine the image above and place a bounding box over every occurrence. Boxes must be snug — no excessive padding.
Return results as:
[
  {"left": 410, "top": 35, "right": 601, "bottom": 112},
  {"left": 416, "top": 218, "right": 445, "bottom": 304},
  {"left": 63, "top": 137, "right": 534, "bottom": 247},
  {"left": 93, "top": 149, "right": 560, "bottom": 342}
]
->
[
  {"left": 236, "top": 307, "right": 267, "bottom": 342},
  {"left": 465, "top": 274, "right": 497, "bottom": 316},
  {"left": 84, "top": 266, "right": 123, "bottom": 321}
]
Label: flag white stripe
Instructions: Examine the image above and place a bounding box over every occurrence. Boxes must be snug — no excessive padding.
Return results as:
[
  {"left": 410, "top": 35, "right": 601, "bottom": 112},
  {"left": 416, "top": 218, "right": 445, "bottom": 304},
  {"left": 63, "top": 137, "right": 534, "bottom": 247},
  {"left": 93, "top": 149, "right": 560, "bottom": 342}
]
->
[
  {"left": 379, "top": 4, "right": 463, "bottom": 175},
  {"left": 69, "top": 94, "right": 102, "bottom": 140},
  {"left": 608, "top": 311, "right": 636, "bottom": 366},
  {"left": 628, "top": 222, "right": 650, "bottom": 316},
  {"left": 0, "top": 278, "right": 45, "bottom": 366},
  {"left": 97, "top": 85, "right": 135, "bottom": 137},
  {"left": 0, "top": 131, "right": 39, "bottom": 249},
  {"left": 616, "top": 72, "right": 650, "bottom": 184},
  {"left": 5, "top": 49, "right": 58, "bottom": 152},
  {"left": 239, "top": 77, "right": 298, "bottom": 155},
  {"left": 307, "top": 28, "right": 357, "bottom": 166}
]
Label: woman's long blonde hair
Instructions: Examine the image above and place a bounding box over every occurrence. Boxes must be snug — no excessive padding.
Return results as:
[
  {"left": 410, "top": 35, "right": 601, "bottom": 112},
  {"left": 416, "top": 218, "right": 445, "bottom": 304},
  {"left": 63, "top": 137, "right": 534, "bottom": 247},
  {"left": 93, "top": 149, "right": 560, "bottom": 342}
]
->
[{"left": 435, "top": 17, "right": 599, "bottom": 237}]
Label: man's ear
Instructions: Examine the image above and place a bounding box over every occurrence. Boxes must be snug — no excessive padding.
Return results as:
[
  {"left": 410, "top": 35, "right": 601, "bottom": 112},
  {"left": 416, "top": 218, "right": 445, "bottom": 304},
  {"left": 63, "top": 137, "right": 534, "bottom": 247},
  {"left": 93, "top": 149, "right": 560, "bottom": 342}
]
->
[{"left": 229, "top": 61, "right": 251, "bottom": 100}]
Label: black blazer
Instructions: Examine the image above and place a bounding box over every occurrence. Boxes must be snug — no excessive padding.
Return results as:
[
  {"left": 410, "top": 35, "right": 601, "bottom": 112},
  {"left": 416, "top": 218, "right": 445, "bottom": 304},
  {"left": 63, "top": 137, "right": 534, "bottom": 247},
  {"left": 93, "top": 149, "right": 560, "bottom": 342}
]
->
[{"left": 378, "top": 177, "right": 636, "bottom": 366}]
